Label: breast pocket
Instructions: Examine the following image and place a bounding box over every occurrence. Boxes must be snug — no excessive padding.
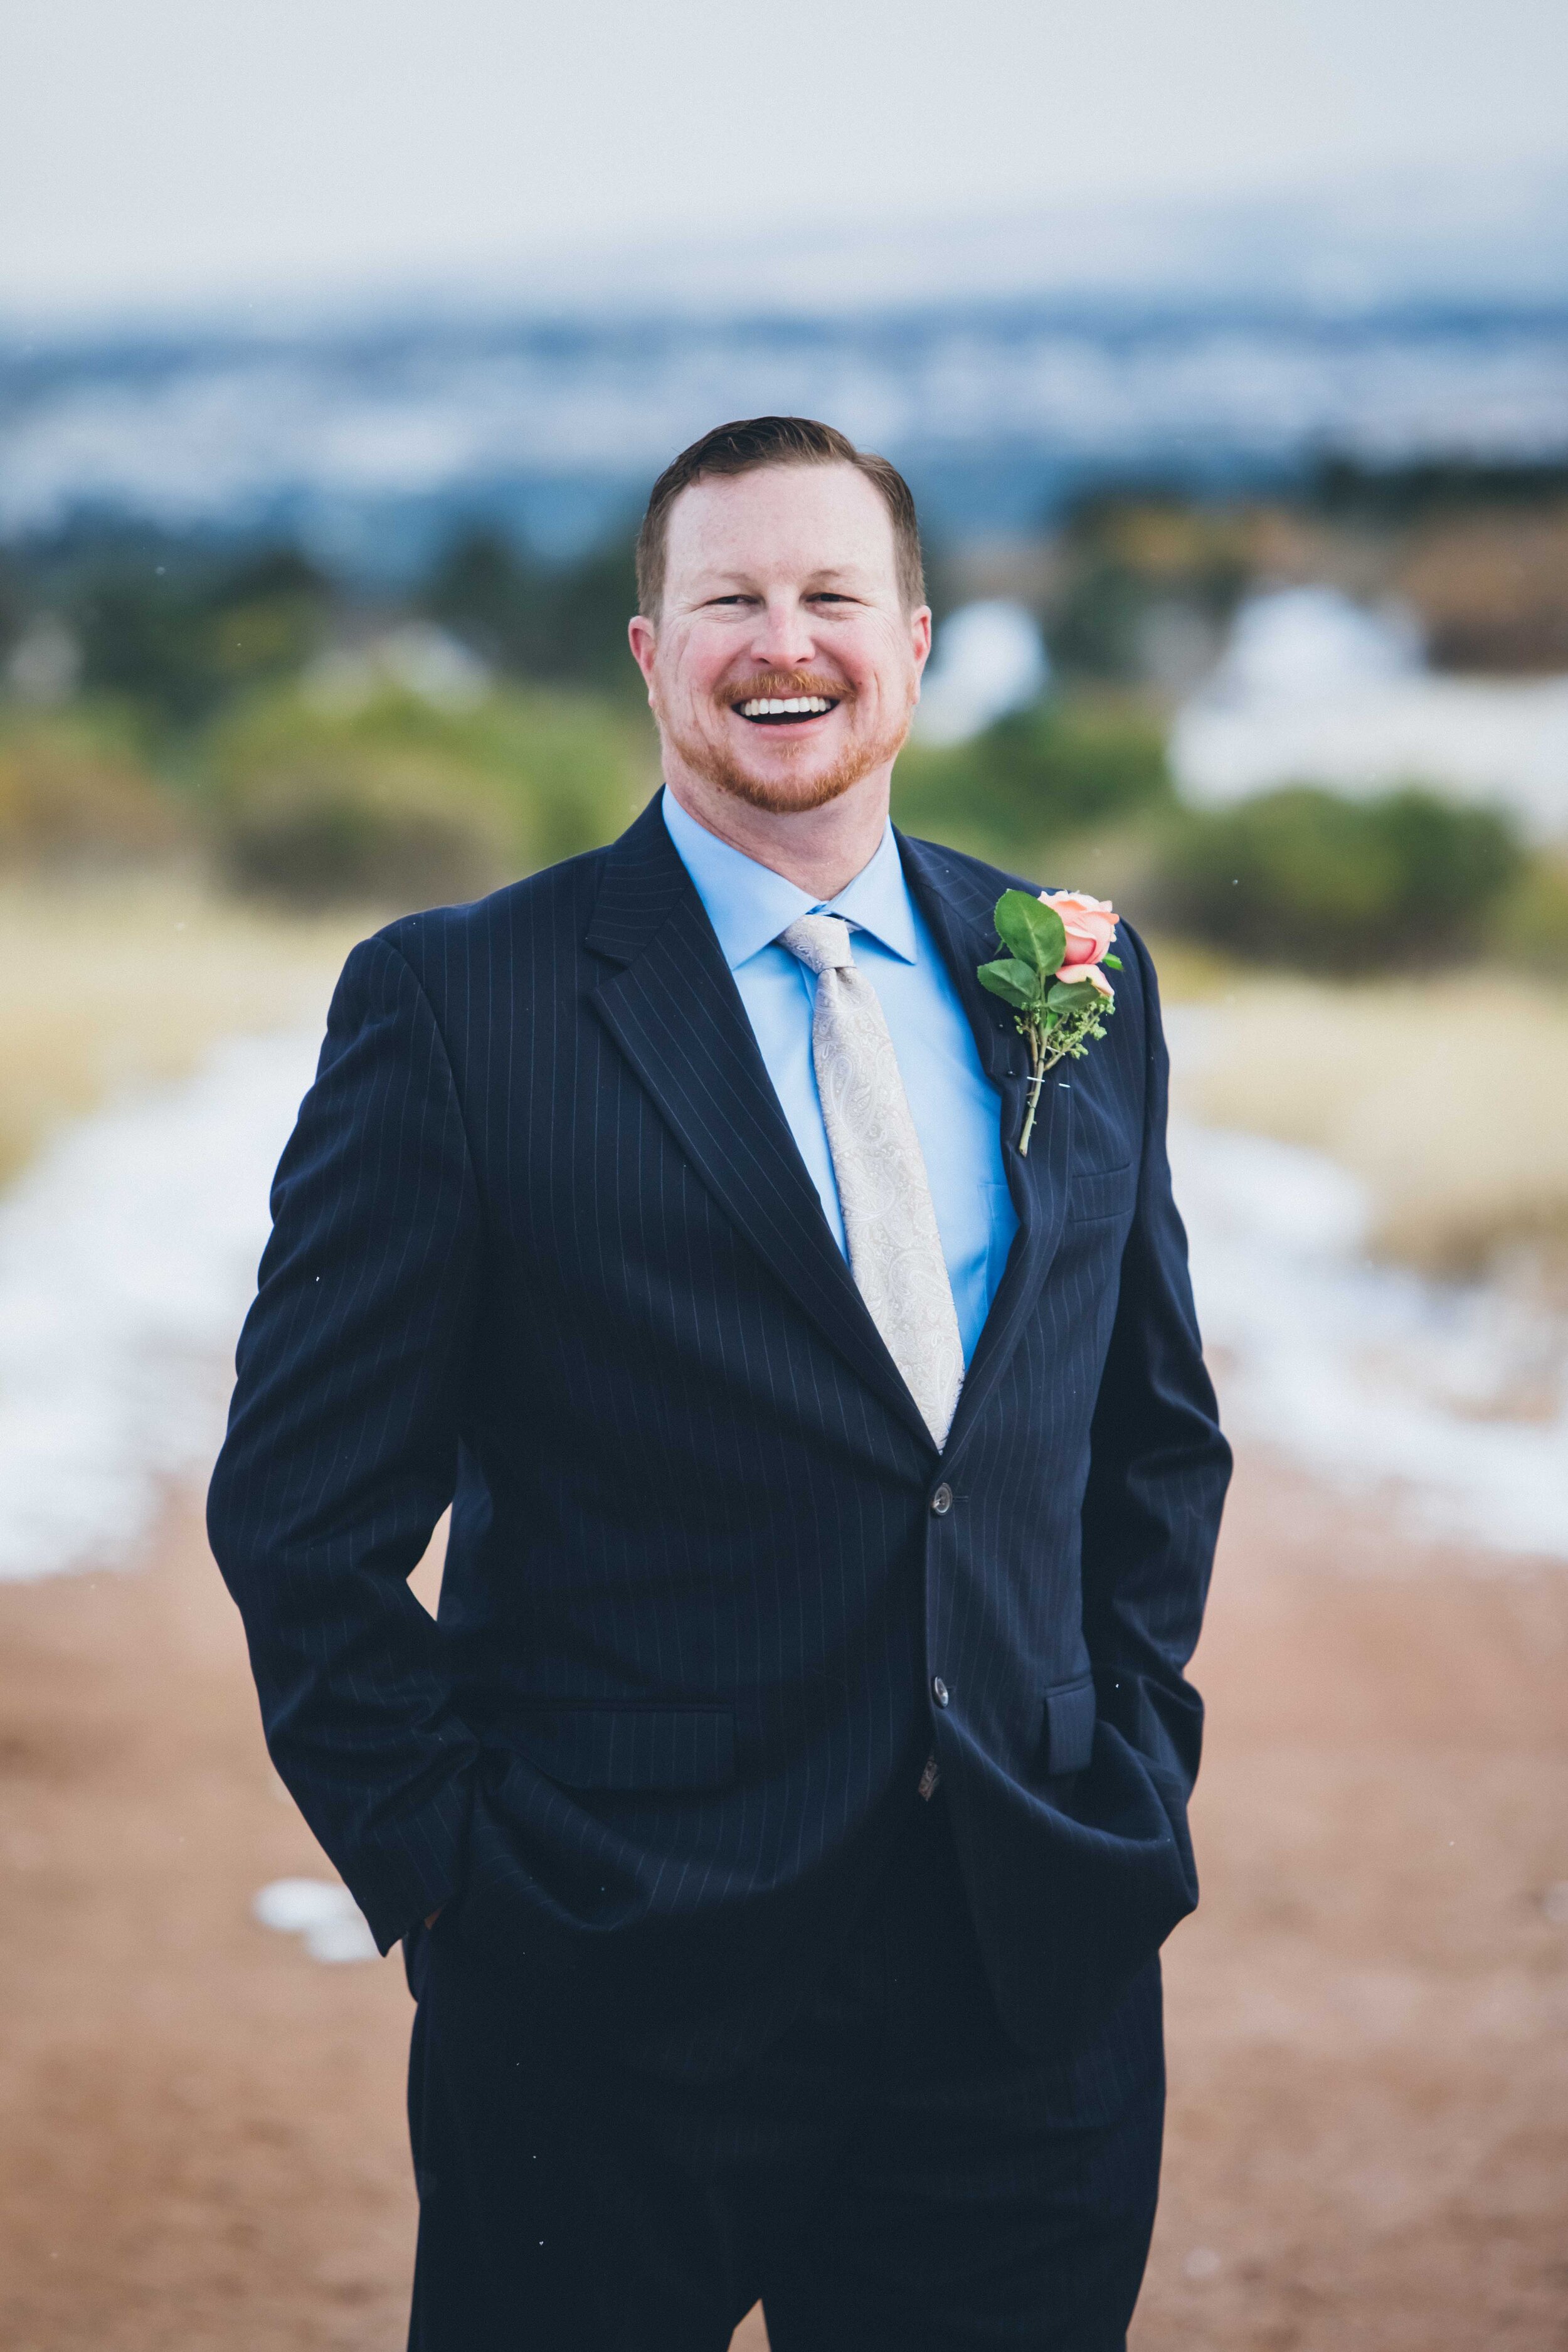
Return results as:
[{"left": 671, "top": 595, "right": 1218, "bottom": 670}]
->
[{"left": 1067, "top": 1162, "right": 1136, "bottom": 1224}]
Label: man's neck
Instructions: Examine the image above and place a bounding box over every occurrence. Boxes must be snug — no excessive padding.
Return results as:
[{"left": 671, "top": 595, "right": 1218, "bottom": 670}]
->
[{"left": 662, "top": 766, "right": 893, "bottom": 902}]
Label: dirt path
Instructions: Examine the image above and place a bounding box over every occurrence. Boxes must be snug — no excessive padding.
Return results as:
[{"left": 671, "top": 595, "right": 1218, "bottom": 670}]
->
[
  {"left": 1139, "top": 1464, "right": 1568, "bottom": 2351},
  {"left": 1, "top": 1459, "right": 1564, "bottom": 2350}
]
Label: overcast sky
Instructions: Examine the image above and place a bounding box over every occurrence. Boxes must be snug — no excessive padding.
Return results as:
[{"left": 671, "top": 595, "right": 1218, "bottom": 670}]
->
[{"left": 3, "top": 0, "right": 1567, "bottom": 322}]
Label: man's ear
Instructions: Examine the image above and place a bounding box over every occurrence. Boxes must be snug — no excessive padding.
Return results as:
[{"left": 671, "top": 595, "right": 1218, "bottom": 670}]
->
[
  {"left": 910, "top": 605, "right": 933, "bottom": 678},
  {"left": 628, "top": 615, "right": 659, "bottom": 696}
]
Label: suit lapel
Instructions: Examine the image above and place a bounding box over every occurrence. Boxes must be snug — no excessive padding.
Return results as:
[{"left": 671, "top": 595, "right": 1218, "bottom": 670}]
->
[
  {"left": 898, "top": 835, "right": 1074, "bottom": 1465},
  {"left": 586, "top": 800, "right": 934, "bottom": 1451}
]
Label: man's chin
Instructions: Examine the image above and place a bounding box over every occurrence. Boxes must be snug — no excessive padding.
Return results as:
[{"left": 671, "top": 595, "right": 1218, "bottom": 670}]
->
[
  {"left": 701, "top": 758, "right": 866, "bottom": 817},
  {"left": 669, "top": 724, "right": 909, "bottom": 817}
]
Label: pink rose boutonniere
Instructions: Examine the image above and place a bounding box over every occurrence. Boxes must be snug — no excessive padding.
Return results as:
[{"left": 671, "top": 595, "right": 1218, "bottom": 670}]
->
[{"left": 977, "top": 887, "right": 1123, "bottom": 1155}]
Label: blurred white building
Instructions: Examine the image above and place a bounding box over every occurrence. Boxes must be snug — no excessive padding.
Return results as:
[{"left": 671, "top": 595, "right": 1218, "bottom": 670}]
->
[
  {"left": 304, "top": 621, "right": 490, "bottom": 712},
  {"left": 914, "top": 600, "right": 1049, "bottom": 746},
  {"left": 4, "top": 615, "right": 80, "bottom": 704},
  {"left": 1172, "top": 585, "right": 1568, "bottom": 842}
]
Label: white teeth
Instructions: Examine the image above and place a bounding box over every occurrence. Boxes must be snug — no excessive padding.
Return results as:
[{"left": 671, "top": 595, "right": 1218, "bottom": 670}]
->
[{"left": 738, "top": 696, "right": 833, "bottom": 718}]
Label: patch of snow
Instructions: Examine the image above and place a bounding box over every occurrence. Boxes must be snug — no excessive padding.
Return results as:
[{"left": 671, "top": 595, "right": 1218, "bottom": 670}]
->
[
  {"left": 0, "top": 1028, "right": 320, "bottom": 1581},
  {"left": 253, "top": 1877, "right": 379, "bottom": 1963},
  {"left": 1171, "top": 1116, "right": 1568, "bottom": 1560},
  {"left": 1173, "top": 585, "right": 1568, "bottom": 842},
  {"left": 914, "top": 600, "right": 1049, "bottom": 746}
]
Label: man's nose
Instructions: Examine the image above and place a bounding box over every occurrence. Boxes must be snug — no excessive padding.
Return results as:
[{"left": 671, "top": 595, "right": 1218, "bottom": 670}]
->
[{"left": 750, "top": 594, "right": 817, "bottom": 670}]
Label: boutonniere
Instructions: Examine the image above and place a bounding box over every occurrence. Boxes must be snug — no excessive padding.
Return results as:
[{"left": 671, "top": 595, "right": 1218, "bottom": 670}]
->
[{"left": 977, "top": 889, "right": 1122, "bottom": 1156}]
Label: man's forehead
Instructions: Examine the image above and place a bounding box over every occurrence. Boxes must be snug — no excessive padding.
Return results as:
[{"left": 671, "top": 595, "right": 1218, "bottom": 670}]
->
[{"left": 664, "top": 464, "right": 898, "bottom": 582}]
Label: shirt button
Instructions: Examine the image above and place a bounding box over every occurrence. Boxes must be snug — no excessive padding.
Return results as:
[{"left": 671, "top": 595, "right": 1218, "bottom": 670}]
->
[
  {"left": 931, "top": 1676, "right": 950, "bottom": 1708},
  {"left": 930, "top": 1483, "right": 953, "bottom": 1516}
]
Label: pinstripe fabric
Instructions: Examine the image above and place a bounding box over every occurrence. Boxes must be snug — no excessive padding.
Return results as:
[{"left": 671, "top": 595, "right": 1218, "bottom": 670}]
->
[
  {"left": 208, "top": 794, "right": 1230, "bottom": 2058},
  {"left": 405, "top": 1794, "right": 1164, "bottom": 2349}
]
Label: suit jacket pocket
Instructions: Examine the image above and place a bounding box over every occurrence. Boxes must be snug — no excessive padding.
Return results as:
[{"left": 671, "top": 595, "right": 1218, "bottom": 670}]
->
[
  {"left": 1041, "top": 1673, "right": 1098, "bottom": 1775},
  {"left": 508, "top": 1703, "right": 736, "bottom": 1792},
  {"left": 1067, "top": 1162, "right": 1136, "bottom": 1224}
]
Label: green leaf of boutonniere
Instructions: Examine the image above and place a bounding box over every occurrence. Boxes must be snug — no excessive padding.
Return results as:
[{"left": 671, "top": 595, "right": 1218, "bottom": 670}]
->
[
  {"left": 977, "top": 956, "right": 1040, "bottom": 1011},
  {"left": 993, "top": 889, "right": 1067, "bottom": 975},
  {"left": 1046, "top": 978, "right": 1101, "bottom": 1015}
]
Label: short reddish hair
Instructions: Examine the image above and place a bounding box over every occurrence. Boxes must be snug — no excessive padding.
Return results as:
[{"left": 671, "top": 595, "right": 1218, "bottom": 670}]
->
[{"left": 635, "top": 415, "right": 925, "bottom": 618}]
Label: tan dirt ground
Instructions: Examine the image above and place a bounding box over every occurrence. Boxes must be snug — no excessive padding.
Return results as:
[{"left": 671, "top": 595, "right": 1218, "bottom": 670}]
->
[{"left": 0, "top": 1453, "right": 1564, "bottom": 2352}]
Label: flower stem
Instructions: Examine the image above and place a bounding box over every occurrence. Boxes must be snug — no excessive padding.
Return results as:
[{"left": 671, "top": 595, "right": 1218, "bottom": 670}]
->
[
  {"left": 1017, "top": 1026, "right": 1068, "bottom": 1157},
  {"left": 1018, "top": 1027, "right": 1046, "bottom": 1156},
  {"left": 1018, "top": 1076, "right": 1042, "bottom": 1155}
]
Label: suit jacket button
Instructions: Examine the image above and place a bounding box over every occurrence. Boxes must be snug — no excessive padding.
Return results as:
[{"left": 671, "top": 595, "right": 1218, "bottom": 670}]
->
[
  {"left": 931, "top": 1676, "right": 950, "bottom": 1708},
  {"left": 930, "top": 1483, "right": 953, "bottom": 1516}
]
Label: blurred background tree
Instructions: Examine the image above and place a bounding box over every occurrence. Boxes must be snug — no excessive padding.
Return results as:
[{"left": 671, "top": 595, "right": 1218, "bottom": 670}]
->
[
  {"left": 421, "top": 529, "right": 642, "bottom": 697},
  {"left": 66, "top": 545, "right": 333, "bottom": 729}
]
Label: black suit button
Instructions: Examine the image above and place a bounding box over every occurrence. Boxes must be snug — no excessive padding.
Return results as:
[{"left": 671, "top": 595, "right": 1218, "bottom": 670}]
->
[
  {"left": 930, "top": 1483, "right": 953, "bottom": 1516},
  {"left": 931, "top": 1676, "right": 950, "bottom": 1708}
]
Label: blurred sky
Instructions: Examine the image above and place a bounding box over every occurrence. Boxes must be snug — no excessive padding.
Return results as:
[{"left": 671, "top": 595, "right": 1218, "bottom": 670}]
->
[{"left": 3, "top": 0, "right": 1568, "bottom": 321}]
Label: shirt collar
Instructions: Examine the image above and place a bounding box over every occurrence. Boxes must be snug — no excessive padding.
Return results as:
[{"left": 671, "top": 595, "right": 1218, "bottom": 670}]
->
[{"left": 661, "top": 787, "right": 919, "bottom": 972}]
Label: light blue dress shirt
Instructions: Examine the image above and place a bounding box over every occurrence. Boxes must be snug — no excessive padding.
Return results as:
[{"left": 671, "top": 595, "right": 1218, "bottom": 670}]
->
[{"left": 662, "top": 788, "right": 1019, "bottom": 1365}]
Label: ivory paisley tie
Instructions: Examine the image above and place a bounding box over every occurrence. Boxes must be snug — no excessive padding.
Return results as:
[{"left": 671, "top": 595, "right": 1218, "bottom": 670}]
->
[{"left": 778, "top": 914, "right": 964, "bottom": 1449}]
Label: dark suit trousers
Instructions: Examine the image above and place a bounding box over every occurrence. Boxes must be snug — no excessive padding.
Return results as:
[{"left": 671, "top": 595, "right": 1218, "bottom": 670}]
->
[{"left": 404, "top": 1789, "right": 1165, "bottom": 2352}]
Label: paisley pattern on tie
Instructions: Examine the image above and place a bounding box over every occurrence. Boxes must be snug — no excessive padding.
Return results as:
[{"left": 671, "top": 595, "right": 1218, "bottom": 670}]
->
[{"left": 778, "top": 914, "right": 964, "bottom": 1449}]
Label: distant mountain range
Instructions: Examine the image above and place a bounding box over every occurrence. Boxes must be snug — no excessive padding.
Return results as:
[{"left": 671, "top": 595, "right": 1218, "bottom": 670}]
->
[{"left": 5, "top": 167, "right": 1566, "bottom": 571}]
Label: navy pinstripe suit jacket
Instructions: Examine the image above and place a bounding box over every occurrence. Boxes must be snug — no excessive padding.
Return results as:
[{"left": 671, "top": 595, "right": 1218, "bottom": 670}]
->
[{"left": 208, "top": 796, "right": 1229, "bottom": 2057}]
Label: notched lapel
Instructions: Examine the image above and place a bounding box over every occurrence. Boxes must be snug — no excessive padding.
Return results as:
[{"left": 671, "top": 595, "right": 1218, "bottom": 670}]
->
[
  {"left": 586, "top": 803, "right": 935, "bottom": 1451},
  {"left": 898, "top": 834, "right": 1075, "bottom": 1462},
  {"left": 948, "top": 1064, "right": 1074, "bottom": 1457}
]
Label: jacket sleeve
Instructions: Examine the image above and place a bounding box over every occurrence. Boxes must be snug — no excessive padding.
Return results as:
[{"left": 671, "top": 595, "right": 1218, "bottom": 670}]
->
[
  {"left": 1078, "top": 926, "right": 1231, "bottom": 1812},
  {"left": 207, "top": 932, "right": 482, "bottom": 1952}
]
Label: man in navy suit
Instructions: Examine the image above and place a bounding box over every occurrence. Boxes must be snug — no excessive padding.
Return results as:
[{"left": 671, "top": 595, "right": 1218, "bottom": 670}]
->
[{"left": 209, "top": 415, "right": 1229, "bottom": 2349}]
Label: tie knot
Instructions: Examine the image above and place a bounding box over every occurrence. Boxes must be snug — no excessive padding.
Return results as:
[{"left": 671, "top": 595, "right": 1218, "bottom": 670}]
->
[{"left": 778, "top": 913, "right": 855, "bottom": 975}]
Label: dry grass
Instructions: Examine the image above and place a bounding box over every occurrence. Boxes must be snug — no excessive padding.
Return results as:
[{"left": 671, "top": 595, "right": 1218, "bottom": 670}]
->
[
  {"left": 0, "top": 874, "right": 371, "bottom": 1187},
  {"left": 1170, "top": 967, "right": 1568, "bottom": 1280}
]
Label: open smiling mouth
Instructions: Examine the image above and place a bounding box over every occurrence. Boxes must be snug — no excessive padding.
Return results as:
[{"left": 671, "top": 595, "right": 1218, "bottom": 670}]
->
[{"left": 733, "top": 694, "right": 840, "bottom": 726}]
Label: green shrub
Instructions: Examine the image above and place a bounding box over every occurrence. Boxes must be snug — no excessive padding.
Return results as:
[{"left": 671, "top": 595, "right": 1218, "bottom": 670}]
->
[
  {"left": 893, "top": 700, "right": 1172, "bottom": 864},
  {"left": 216, "top": 748, "right": 517, "bottom": 908},
  {"left": 1158, "top": 784, "right": 1525, "bottom": 971},
  {"left": 1505, "top": 854, "right": 1568, "bottom": 972},
  {"left": 201, "top": 682, "right": 654, "bottom": 909},
  {"left": 0, "top": 714, "right": 187, "bottom": 868}
]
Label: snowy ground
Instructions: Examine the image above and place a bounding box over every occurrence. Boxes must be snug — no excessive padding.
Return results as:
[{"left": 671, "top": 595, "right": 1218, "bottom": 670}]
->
[
  {"left": 0, "top": 1020, "right": 1564, "bottom": 1584},
  {"left": 0, "top": 1028, "right": 322, "bottom": 1581},
  {"left": 1172, "top": 1119, "right": 1568, "bottom": 1559}
]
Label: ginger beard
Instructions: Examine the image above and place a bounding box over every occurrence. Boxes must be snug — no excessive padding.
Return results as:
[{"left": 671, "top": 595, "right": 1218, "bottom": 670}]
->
[{"left": 650, "top": 664, "right": 918, "bottom": 816}]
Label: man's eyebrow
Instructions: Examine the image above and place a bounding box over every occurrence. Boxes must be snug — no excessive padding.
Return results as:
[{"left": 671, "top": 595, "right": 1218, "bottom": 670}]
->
[{"left": 688, "top": 563, "right": 871, "bottom": 593}]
